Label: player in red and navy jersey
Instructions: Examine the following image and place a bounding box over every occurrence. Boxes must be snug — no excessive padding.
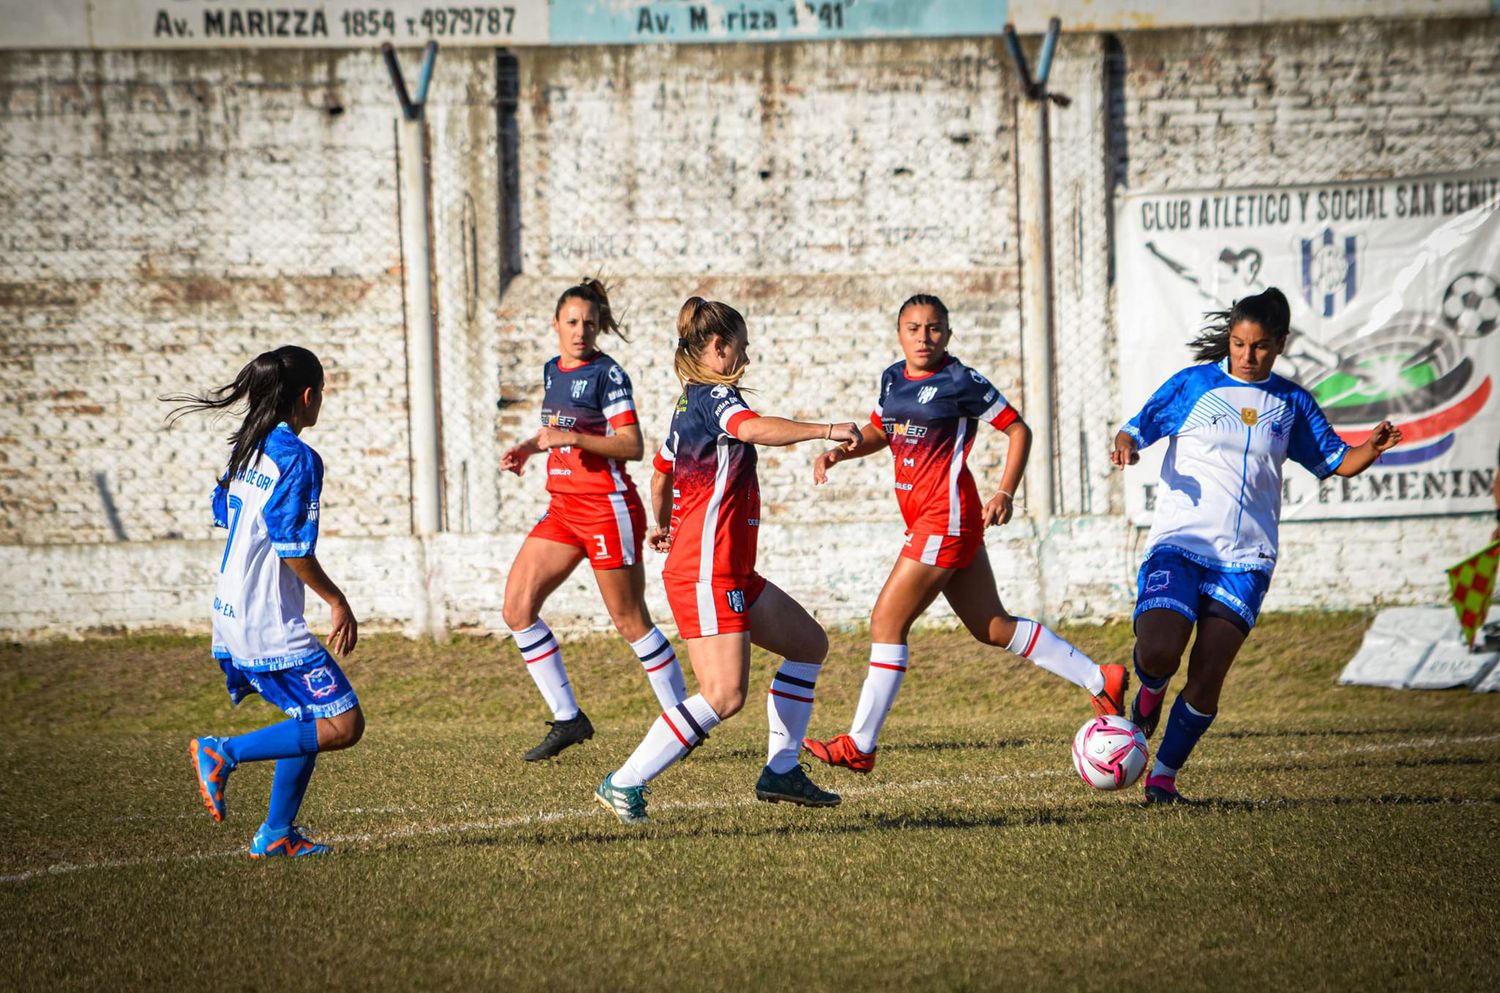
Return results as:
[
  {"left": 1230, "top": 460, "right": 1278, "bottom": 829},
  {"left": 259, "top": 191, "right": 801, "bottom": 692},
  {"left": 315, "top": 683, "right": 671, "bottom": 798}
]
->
[
  {"left": 804, "top": 294, "right": 1128, "bottom": 775},
  {"left": 593, "top": 297, "right": 861, "bottom": 824},
  {"left": 500, "top": 280, "right": 688, "bottom": 761}
]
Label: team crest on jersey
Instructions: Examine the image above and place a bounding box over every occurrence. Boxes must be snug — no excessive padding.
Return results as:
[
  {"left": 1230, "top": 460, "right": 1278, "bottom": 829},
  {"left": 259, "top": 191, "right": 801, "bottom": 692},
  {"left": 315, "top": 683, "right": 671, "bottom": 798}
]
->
[
  {"left": 302, "top": 666, "right": 338, "bottom": 699},
  {"left": 725, "top": 588, "right": 746, "bottom": 614},
  {"left": 711, "top": 385, "right": 731, "bottom": 399},
  {"left": 305, "top": 500, "right": 319, "bottom": 522},
  {"left": 1145, "top": 569, "right": 1171, "bottom": 593},
  {"left": 546, "top": 374, "right": 553, "bottom": 390},
  {"left": 968, "top": 368, "right": 987, "bottom": 384},
  {"left": 608, "top": 365, "right": 624, "bottom": 385},
  {"left": 917, "top": 385, "right": 938, "bottom": 404},
  {"left": 1240, "top": 408, "right": 1258, "bottom": 426},
  {"left": 571, "top": 379, "right": 589, "bottom": 400}
]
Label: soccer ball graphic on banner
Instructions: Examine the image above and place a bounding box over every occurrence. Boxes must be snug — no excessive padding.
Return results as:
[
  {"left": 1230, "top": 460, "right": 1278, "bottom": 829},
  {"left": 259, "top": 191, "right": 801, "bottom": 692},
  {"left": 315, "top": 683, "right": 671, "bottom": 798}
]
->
[{"left": 1071, "top": 716, "right": 1149, "bottom": 790}]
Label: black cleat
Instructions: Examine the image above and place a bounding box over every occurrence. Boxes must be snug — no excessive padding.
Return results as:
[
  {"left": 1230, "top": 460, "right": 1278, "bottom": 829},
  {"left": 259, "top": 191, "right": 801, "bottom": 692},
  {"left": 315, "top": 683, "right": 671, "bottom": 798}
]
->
[
  {"left": 524, "top": 712, "right": 595, "bottom": 761},
  {"left": 1143, "top": 783, "right": 1196, "bottom": 806},
  {"left": 1130, "top": 688, "right": 1162, "bottom": 740}
]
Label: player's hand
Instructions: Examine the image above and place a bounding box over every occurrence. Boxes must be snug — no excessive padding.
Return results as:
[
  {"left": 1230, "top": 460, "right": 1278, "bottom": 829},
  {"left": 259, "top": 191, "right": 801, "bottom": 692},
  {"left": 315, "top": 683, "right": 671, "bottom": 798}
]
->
[
  {"left": 500, "top": 444, "right": 533, "bottom": 476},
  {"left": 647, "top": 525, "right": 672, "bottom": 553},
  {"left": 813, "top": 448, "right": 842, "bottom": 485},
  {"left": 1367, "top": 419, "right": 1402, "bottom": 453},
  {"left": 1110, "top": 431, "right": 1139, "bottom": 469},
  {"left": 536, "top": 426, "right": 575, "bottom": 451},
  {"left": 982, "top": 490, "right": 1014, "bottom": 528},
  {"left": 329, "top": 598, "right": 358, "bottom": 656},
  {"left": 830, "top": 422, "right": 861, "bottom": 449}
]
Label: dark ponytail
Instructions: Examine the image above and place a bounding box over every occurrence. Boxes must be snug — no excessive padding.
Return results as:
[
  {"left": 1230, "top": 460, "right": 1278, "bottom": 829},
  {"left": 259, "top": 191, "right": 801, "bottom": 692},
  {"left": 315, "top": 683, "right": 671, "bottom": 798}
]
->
[
  {"left": 556, "top": 276, "right": 628, "bottom": 342},
  {"left": 163, "top": 345, "right": 324, "bottom": 486},
  {"left": 1189, "top": 287, "right": 1292, "bottom": 362}
]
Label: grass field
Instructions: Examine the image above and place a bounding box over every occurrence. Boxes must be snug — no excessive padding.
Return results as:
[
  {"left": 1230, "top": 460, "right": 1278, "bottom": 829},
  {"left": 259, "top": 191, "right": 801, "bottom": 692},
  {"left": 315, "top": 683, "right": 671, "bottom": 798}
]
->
[{"left": 3, "top": 613, "right": 1498, "bottom": 992}]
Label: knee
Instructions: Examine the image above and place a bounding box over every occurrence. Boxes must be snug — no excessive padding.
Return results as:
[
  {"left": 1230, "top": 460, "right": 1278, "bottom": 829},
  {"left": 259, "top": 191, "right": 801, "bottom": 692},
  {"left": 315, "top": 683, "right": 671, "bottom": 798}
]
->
[
  {"left": 801, "top": 627, "right": 829, "bottom": 665},
  {"left": 705, "top": 686, "right": 746, "bottom": 720},
  {"left": 869, "top": 609, "right": 911, "bottom": 646},
  {"left": 1136, "top": 642, "right": 1181, "bottom": 677},
  {"left": 611, "top": 610, "right": 651, "bottom": 644},
  {"left": 501, "top": 598, "right": 536, "bottom": 632},
  {"left": 319, "top": 709, "right": 364, "bottom": 751}
]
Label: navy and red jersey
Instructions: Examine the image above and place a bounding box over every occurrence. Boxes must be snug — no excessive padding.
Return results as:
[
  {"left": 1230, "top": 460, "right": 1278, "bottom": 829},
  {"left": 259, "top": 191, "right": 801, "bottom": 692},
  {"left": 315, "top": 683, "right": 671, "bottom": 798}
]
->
[
  {"left": 539, "top": 352, "right": 638, "bottom": 495},
  {"left": 652, "top": 383, "right": 761, "bottom": 583},
  {"left": 872, "top": 355, "right": 1017, "bottom": 535}
]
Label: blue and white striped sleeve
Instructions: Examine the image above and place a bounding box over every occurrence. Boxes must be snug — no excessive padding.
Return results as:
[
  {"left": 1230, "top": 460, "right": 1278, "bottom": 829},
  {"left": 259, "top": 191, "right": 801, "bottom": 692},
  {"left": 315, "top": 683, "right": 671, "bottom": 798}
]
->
[
  {"left": 1121, "top": 367, "right": 1196, "bottom": 450},
  {"left": 264, "top": 448, "right": 323, "bottom": 558},
  {"left": 1287, "top": 389, "right": 1350, "bottom": 479}
]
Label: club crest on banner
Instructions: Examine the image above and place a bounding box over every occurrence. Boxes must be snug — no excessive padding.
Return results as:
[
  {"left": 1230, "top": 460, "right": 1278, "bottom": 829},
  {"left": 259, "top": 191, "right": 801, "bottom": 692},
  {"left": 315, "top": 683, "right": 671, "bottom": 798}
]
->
[{"left": 1300, "top": 226, "right": 1358, "bottom": 318}]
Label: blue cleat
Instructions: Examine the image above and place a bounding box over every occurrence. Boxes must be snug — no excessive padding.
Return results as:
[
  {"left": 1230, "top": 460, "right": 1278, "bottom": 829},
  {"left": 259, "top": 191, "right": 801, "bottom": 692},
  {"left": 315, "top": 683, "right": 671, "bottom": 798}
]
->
[
  {"left": 191, "top": 736, "right": 235, "bottom": 823},
  {"left": 594, "top": 773, "right": 651, "bottom": 825},
  {"left": 249, "top": 823, "right": 331, "bottom": 858}
]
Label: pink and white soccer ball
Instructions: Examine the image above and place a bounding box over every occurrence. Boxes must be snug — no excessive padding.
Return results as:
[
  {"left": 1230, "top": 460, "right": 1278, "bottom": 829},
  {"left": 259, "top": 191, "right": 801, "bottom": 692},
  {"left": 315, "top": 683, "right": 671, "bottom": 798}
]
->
[{"left": 1071, "top": 715, "right": 1149, "bottom": 790}]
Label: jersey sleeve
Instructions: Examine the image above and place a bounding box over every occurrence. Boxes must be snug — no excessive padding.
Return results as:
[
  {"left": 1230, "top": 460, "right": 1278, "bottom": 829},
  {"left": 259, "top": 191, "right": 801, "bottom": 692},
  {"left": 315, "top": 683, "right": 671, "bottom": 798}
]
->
[
  {"left": 1287, "top": 390, "right": 1351, "bottom": 479},
  {"left": 711, "top": 386, "right": 760, "bottom": 439},
  {"left": 956, "top": 366, "right": 1018, "bottom": 429},
  {"left": 600, "top": 363, "right": 638, "bottom": 429},
  {"left": 263, "top": 448, "right": 323, "bottom": 558},
  {"left": 653, "top": 429, "right": 676, "bottom": 474},
  {"left": 872, "top": 369, "right": 893, "bottom": 430},
  {"left": 1121, "top": 367, "right": 1196, "bottom": 450}
]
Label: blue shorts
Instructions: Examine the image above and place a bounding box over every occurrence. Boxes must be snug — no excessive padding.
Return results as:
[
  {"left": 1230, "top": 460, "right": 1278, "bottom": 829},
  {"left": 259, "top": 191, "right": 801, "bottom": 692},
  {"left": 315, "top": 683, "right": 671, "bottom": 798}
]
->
[
  {"left": 1134, "top": 546, "right": 1272, "bottom": 634},
  {"left": 217, "top": 648, "right": 359, "bottom": 721}
]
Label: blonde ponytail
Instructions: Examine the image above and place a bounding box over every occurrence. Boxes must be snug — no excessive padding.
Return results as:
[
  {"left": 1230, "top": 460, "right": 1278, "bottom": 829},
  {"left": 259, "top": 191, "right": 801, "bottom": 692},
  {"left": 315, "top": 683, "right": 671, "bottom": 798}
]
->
[{"left": 673, "top": 296, "right": 750, "bottom": 388}]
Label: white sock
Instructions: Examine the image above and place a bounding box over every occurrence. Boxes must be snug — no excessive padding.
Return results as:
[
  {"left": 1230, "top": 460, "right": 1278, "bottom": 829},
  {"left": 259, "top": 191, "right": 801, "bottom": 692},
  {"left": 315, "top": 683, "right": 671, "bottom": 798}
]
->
[
  {"left": 766, "top": 660, "right": 821, "bottom": 773},
  {"left": 614, "top": 694, "right": 722, "bottom": 788},
  {"left": 630, "top": 627, "right": 687, "bottom": 710},
  {"left": 1006, "top": 618, "right": 1105, "bottom": 694},
  {"left": 512, "top": 619, "right": 579, "bottom": 720},
  {"left": 848, "top": 643, "right": 909, "bottom": 753}
]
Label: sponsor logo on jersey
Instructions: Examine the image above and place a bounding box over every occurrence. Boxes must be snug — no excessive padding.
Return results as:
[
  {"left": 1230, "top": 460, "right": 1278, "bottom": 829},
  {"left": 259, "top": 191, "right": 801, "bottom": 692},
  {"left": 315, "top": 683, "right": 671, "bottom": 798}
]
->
[
  {"left": 1240, "top": 407, "right": 1259, "bottom": 426},
  {"left": 1269, "top": 418, "right": 1288, "bottom": 438},
  {"left": 725, "top": 588, "right": 746, "bottom": 614},
  {"left": 302, "top": 666, "right": 338, "bottom": 699},
  {"left": 917, "top": 385, "right": 938, "bottom": 404},
  {"left": 549, "top": 468, "right": 573, "bottom": 476},
  {"left": 711, "top": 385, "right": 731, "bottom": 399},
  {"left": 545, "top": 374, "right": 552, "bottom": 390},
  {"left": 306, "top": 500, "right": 319, "bottom": 522},
  {"left": 606, "top": 388, "right": 628, "bottom": 401},
  {"left": 983, "top": 389, "right": 996, "bottom": 403},
  {"left": 885, "top": 421, "right": 929, "bottom": 439},
  {"left": 609, "top": 365, "right": 624, "bottom": 385},
  {"left": 676, "top": 393, "right": 689, "bottom": 412},
  {"left": 902, "top": 457, "right": 916, "bottom": 467},
  {"left": 746, "top": 518, "right": 759, "bottom": 526},
  {"left": 571, "top": 379, "right": 589, "bottom": 400},
  {"left": 1145, "top": 569, "right": 1171, "bottom": 593},
  {"left": 969, "top": 368, "right": 987, "bottom": 384},
  {"left": 543, "top": 412, "right": 578, "bottom": 428},
  {"left": 895, "top": 482, "right": 914, "bottom": 491}
]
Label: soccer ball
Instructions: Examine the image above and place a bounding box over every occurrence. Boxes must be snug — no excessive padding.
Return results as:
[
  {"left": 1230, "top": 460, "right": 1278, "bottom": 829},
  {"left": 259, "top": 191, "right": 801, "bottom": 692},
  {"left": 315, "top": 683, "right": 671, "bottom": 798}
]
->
[
  {"left": 1071, "top": 715, "right": 1149, "bottom": 790},
  {"left": 1441, "top": 272, "right": 1500, "bottom": 339}
]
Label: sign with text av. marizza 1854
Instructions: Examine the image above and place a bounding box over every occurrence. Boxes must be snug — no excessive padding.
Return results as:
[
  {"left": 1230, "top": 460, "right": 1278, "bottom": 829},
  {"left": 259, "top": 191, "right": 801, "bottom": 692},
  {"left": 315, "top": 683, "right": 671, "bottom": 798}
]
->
[{"left": 1117, "top": 172, "right": 1500, "bottom": 523}]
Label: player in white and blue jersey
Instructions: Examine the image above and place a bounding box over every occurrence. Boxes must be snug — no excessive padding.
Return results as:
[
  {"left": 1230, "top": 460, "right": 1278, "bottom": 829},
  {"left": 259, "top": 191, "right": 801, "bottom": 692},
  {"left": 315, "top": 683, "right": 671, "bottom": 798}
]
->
[
  {"left": 1113, "top": 288, "right": 1401, "bottom": 803},
  {"left": 166, "top": 346, "right": 364, "bottom": 857}
]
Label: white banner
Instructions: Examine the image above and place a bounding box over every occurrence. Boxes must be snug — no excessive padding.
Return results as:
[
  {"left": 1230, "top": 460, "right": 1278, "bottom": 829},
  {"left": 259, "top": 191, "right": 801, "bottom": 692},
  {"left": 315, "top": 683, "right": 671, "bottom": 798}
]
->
[{"left": 1117, "top": 171, "right": 1500, "bottom": 523}]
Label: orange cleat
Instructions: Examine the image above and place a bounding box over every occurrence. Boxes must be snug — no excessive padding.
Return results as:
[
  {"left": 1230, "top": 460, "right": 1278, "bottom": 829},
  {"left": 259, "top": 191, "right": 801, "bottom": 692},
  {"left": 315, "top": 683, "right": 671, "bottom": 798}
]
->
[
  {"left": 802, "top": 733, "right": 877, "bottom": 774},
  {"left": 1091, "top": 663, "right": 1129, "bottom": 718}
]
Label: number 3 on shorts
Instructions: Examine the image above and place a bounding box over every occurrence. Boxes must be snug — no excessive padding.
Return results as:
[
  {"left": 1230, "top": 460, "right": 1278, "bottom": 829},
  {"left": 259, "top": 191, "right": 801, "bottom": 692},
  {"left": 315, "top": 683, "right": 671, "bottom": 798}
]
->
[{"left": 593, "top": 534, "right": 610, "bottom": 559}]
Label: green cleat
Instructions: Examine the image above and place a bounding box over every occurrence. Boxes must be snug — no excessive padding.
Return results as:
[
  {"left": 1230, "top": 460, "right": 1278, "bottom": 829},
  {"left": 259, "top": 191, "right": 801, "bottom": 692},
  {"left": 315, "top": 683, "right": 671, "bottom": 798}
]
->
[
  {"left": 755, "top": 763, "right": 842, "bottom": 807},
  {"left": 594, "top": 773, "right": 651, "bottom": 825}
]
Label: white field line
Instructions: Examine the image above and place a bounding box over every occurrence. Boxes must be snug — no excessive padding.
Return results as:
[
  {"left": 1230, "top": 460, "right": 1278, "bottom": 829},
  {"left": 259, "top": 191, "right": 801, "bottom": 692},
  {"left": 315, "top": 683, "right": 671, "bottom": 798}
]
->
[{"left": 4, "top": 731, "right": 1498, "bottom": 887}]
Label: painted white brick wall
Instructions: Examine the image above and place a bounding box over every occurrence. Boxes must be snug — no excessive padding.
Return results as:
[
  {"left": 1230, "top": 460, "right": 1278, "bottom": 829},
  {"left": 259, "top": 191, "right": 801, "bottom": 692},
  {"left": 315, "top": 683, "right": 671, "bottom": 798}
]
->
[{"left": 2, "top": 20, "right": 1497, "bottom": 641}]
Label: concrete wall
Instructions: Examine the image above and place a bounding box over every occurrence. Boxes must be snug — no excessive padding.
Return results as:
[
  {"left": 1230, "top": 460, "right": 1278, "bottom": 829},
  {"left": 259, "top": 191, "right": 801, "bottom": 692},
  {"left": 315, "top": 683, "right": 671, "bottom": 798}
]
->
[{"left": 2, "top": 18, "right": 1497, "bottom": 640}]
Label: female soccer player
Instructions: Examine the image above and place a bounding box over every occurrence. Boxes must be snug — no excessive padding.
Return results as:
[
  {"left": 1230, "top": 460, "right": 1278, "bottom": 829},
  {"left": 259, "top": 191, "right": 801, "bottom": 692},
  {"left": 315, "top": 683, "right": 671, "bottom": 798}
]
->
[
  {"left": 500, "top": 280, "right": 688, "bottom": 761},
  {"left": 168, "top": 345, "right": 363, "bottom": 858},
  {"left": 1112, "top": 287, "right": 1401, "bottom": 803},
  {"left": 593, "top": 297, "right": 860, "bottom": 824},
  {"left": 803, "top": 294, "right": 1127, "bottom": 774}
]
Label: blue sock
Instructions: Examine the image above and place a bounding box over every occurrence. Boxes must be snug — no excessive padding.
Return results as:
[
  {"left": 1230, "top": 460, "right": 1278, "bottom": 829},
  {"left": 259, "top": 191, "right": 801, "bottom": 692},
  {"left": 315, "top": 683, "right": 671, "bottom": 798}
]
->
[
  {"left": 264, "top": 753, "right": 318, "bottom": 832},
  {"left": 223, "top": 718, "right": 320, "bottom": 764},
  {"left": 1133, "top": 647, "right": 1170, "bottom": 693},
  {"left": 1155, "top": 694, "right": 1215, "bottom": 773}
]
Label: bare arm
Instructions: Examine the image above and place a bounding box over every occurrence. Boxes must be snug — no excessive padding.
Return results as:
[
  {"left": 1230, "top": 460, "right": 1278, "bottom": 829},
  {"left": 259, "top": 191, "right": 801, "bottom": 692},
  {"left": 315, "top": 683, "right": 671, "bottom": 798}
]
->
[
  {"left": 982, "top": 417, "right": 1032, "bottom": 528},
  {"left": 499, "top": 434, "right": 543, "bottom": 476},
  {"left": 1332, "top": 420, "right": 1402, "bottom": 477},
  {"left": 284, "top": 555, "right": 358, "bottom": 655},
  {"left": 737, "top": 416, "right": 861, "bottom": 449},
  {"left": 648, "top": 466, "right": 673, "bottom": 553},
  {"left": 813, "top": 422, "right": 889, "bottom": 484},
  {"left": 536, "top": 422, "right": 645, "bottom": 462}
]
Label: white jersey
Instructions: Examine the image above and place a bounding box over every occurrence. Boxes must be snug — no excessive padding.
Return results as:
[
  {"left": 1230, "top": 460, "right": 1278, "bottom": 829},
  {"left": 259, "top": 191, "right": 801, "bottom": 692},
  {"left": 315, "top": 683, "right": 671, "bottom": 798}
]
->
[
  {"left": 1121, "top": 359, "right": 1350, "bottom": 573},
  {"left": 210, "top": 423, "right": 325, "bottom": 671}
]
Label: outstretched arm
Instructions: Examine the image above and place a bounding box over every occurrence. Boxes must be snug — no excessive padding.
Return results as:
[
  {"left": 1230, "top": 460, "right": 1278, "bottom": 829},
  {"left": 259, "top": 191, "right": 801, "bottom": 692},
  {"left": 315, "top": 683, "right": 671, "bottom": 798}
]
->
[
  {"left": 982, "top": 416, "right": 1031, "bottom": 527},
  {"left": 736, "top": 417, "right": 861, "bottom": 449},
  {"left": 1333, "top": 420, "right": 1402, "bottom": 477},
  {"left": 813, "top": 422, "right": 888, "bottom": 484}
]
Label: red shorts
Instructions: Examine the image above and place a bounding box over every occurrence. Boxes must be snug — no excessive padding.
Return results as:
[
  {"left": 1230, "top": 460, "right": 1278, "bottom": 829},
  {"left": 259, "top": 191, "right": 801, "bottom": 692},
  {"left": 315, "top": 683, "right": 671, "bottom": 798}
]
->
[
  {"left": 663, "top": 572, "right": 768, "bottom": 640},
  {"left": 529, "top": 490, "right": 645, "bottom": 570},
  {"left": 901, "top": 530, "right": 983, "bottom": 570}
]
